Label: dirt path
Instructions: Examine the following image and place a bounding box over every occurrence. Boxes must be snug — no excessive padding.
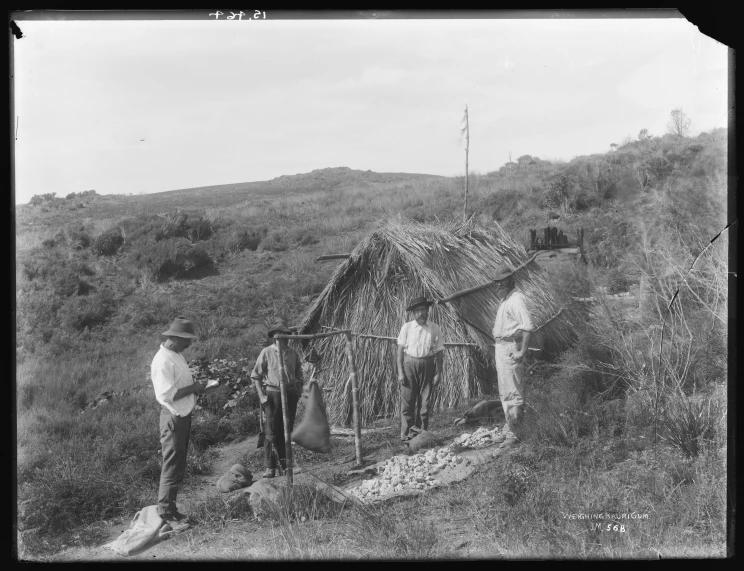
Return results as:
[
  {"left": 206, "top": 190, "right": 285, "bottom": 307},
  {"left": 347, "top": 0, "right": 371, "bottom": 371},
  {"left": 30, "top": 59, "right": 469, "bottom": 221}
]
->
[
  {"left": 42, "top": 421, "right": 517, "bottom": 561},
  {"left": 178, "top": 435, "right": 261, "bottom": 511},
  {"left": 50, "top": 436, "right": 266, "bottom": 562}
]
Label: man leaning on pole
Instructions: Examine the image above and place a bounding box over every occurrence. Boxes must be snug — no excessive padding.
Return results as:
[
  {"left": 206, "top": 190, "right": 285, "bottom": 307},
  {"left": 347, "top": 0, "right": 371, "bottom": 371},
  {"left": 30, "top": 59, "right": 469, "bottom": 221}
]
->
[
  {"left": 250, "top": 319, "right": 304, "bottom": 478},
  {"left": 491, "top": 266, "right": 535, "bottom": 442}
]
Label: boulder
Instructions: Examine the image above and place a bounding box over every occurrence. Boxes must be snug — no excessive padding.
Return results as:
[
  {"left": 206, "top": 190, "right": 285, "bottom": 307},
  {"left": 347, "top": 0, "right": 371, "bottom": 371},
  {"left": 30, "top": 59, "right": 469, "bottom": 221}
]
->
[
  {"left": 407, "top": 430, "right": 441, "bottom": 451},
  {"left": 247, "top": 478, "right": 284, "bottom": 515},
  {"left": 216, "top": 464, "right": 253, "bottom": 493}
]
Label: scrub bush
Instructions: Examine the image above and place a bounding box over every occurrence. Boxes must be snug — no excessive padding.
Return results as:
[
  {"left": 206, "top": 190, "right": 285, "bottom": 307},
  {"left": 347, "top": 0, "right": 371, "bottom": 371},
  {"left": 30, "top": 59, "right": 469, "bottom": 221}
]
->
[
  {"left": 94, "top": 227, "right": 124, "bottom": 256},
  {"left": 124, "top": 237, "right": 213, "bottom": 281},
  {"left": 58, "top": 289, "right": 116, "bottom": 332}
]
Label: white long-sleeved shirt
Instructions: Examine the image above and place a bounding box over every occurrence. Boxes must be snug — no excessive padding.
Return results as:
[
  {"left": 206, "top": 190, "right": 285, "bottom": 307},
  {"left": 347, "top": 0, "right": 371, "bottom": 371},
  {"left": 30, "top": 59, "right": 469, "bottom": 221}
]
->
[
  {"left": 151, "top": 344, "right": 196, "bottom": 417},
  {"left": 492, "top": 289, "right": 535, "bottom": 340},
  {"left": 397, "top": 320, "right": 445, "bottom": 358}
]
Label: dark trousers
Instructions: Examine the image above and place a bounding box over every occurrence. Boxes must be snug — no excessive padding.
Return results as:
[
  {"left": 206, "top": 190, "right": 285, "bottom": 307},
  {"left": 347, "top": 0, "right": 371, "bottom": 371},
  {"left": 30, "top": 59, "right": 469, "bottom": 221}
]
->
[
  {"left": 400, "top": 355, "right": 435, "bottom": 440},
  {"left": 157, "top": 409, "right": 191, "bottom": 517},
  {"left": 264, "top": 389, "right": 299, "bottom": 469}
]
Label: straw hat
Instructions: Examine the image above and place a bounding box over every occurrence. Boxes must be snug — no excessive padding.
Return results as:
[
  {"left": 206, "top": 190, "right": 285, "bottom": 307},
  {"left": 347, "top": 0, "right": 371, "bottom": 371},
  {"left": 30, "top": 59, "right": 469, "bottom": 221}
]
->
[
  {"left": 406, "top": 296, "right": 434, "bottom": 312},
  {"left": 492, "top": 264, "right": 514, "bottom": 282},
  {"left": 162, "top": 317, "right": 197, "bottom": 339},
  {"left": 267, "top": 319, "right": 293, "bottom": 338}
]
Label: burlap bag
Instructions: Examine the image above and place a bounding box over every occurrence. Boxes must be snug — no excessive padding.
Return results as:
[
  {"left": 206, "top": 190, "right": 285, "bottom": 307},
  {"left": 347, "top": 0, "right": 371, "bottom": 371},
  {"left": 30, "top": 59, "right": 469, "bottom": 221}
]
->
[{"left": 291, "top": 381, "right": 331, "bottom": 453}]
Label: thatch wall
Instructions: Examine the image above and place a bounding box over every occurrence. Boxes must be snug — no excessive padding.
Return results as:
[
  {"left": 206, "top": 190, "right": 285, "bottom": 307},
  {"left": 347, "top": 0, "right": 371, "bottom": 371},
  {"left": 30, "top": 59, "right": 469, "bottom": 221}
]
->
[{"left": 295, "top": 218, "right": 575, "bottom": 427}]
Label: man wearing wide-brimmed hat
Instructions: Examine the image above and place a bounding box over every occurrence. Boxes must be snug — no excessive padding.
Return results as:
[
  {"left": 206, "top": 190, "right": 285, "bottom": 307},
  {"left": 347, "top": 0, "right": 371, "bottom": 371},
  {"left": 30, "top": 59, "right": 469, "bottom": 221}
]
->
[
  {"left": 250, "top": 319, "right": 305, "bottom": 478},
  {"left": 491, "top": 266, "right": 535, "bottom": 441},
  {"left": 151, "top": 317, "right": 209, "bottom": 530},
  {"left": 396, "top": 296, "right": 445, "bottom": 441}
]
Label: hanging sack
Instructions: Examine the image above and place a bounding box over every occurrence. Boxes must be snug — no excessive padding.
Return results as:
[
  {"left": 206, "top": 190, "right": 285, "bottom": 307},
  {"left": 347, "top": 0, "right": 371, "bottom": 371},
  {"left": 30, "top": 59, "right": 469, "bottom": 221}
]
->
[{"left": 291, "top": 380, "right": 332, "bottom": 453}]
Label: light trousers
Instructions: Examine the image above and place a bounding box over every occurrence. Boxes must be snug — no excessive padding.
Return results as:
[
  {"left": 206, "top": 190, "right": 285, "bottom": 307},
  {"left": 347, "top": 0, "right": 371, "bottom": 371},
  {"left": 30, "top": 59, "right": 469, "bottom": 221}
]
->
[{"left": 495, "top": 341, "right": 525, "bottom": 429}]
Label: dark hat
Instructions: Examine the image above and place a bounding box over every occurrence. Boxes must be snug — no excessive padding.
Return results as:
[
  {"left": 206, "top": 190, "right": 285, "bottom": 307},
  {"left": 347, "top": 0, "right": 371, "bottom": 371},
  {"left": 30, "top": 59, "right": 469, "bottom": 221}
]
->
[
  {"left": 267, "top": 319, "right": 293, "bottom": 338},
  {"left": 162, "top": 317, "right": 198, "bottom": 339},
  {"left": 492, "top": 264, "right": 514, "bottom": 282},
  {"left": 305, "top": 348, "right": 322, "bottom": 363},
  {"left": 406, "top": 296, "right": 434, "bottom": 312}
]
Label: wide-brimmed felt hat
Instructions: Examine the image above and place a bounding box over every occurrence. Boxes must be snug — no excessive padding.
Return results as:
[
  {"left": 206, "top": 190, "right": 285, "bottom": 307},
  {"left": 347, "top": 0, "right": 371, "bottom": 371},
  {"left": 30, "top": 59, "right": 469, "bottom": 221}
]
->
[
  {"left": 406, "top": 296, "right": 434, "bottom": 312},
  {"left": 267, "top": 319, "right": 293, "bottom": 338},
  {"left": 162, "top": 317, "right": 197, "bottom": 339},
  {"left": 305, "top": 348, "right": 322, "bottom": 363},
  {"left": 492, "top": 264, "right": 515, "bottom": 282}
]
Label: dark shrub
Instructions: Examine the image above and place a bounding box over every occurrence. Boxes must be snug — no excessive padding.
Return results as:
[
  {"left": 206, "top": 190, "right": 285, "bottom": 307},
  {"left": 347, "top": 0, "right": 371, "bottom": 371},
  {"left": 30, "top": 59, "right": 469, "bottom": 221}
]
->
[
  {"left": 606, "top": 267, "right": 632, "bottom": 294},
  {"left": 51, "top": 269, "right": 93, "bottom": 297},
  {"left": 65, "top": 226, "right": 92, "bottom": 249},
  {"left": 59, "top": 289, "right": 115, "bottom": 331},
  {"left": 260, "top": 231, "right": 289, "bottom": 252},
  {"left": 291, "top": 229, "right": 320, "bottom": 246},
  {"left": 21, "top": 248, "right": 94, "bottom": 296},
  {"left": 183, "top": 216, "right": 213, "bottom": 243},
  {"left": 543, "top": 174, "right": 574, "bottom": 209},
  {"left": 152, "top": 213, "right": 213, "bottom": 243},
  {"left": 126, "top": 237, "right": 214, "bottom": 281},
  {"left": 95, "top": 228, "right": 124, "bottom": 256},
  {"left": 222, "top": 226, "right": 265, "bottom": 252}
]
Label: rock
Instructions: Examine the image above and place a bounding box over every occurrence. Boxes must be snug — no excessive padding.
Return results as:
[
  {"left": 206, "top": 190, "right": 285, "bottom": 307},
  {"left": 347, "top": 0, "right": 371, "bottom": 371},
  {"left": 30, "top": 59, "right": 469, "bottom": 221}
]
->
[
  {"left": 408, "top": 430, "right": 441, "bottom": 451},
  {"left": 246, "top": 479, "right": 284, "bottom": 514}
]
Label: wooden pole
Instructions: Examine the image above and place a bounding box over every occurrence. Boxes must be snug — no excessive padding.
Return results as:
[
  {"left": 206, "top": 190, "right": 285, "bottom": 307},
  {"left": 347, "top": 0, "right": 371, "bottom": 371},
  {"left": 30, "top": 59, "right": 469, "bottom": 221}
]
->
[
  {"left": 273, "top": 330, "right": 350, "bottom": 341},
  {"left": 343, "top": 331, "right": 363, "bottom": 467},
  {"left": 463, "top": 105, "right": 469, "bottom": 223},
  {"left": 436, "top": 252, "right": 538, "bottom": 304},
  {"left": 316, "top": 254, "right": 352, "bottom": 261},
  {"left": 275, "top": 344, "right": 294, "bottom": 486},
  {"left": 460, "top": 315, "right": 496, "bottom": 343}
]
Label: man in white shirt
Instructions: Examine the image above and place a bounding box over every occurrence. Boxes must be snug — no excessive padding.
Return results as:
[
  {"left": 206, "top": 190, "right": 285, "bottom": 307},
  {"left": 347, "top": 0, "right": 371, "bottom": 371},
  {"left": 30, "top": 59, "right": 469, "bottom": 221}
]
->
[
  {"left": 151, "top": 317, "right": 207, "bottom": 529},
  {"left": 397, "top": 296, "right": 445, "bottom": 441},
  {"left": 491, "top": 267, "right": 535, "bottom": 440}
]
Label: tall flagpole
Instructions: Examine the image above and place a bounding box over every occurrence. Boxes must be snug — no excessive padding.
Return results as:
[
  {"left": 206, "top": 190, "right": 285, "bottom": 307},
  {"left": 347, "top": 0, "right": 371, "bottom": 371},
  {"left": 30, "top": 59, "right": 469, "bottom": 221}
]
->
[{"left": 463, "top": 105, "right": 470, "bottom": 223}]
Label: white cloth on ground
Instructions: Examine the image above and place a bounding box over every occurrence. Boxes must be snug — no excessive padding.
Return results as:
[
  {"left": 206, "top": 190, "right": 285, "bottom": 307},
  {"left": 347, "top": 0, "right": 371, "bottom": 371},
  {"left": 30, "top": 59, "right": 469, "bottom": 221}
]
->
[{"left": 103, "top": 505, "right": 174, "bottom": 556}]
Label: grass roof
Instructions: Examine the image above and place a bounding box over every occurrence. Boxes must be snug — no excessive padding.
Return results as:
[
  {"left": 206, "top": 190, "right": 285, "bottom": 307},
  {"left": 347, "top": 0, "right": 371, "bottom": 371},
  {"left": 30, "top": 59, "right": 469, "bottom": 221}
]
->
[{"left": 295, "top": 217, "right": 576, "bottom": 427}]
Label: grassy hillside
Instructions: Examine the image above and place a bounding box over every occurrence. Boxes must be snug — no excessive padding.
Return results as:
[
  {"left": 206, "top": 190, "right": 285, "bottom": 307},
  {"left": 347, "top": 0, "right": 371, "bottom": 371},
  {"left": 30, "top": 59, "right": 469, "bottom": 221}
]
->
[{"left": 15, "top": 126, "right": 729, "bottom": 558}]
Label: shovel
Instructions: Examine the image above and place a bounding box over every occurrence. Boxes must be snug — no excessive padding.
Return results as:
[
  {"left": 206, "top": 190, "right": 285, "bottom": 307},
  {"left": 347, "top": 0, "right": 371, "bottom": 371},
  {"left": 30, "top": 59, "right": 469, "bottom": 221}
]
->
[{"left": 257, "top": 405, "right": 265, "bottom": 449}]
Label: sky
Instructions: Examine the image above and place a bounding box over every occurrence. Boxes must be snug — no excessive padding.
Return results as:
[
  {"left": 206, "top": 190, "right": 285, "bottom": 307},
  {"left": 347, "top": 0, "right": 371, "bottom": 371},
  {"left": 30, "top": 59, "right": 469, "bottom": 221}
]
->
[{"left": 12, "top": 13, "right": 730, "bottom": 205}]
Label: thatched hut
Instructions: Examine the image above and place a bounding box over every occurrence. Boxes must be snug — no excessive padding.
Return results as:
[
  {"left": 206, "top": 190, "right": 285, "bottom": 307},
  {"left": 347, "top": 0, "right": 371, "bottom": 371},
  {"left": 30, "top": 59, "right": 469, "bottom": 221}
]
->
[{"left": 295, "top": 217, "right": 575, "bottom": 427}]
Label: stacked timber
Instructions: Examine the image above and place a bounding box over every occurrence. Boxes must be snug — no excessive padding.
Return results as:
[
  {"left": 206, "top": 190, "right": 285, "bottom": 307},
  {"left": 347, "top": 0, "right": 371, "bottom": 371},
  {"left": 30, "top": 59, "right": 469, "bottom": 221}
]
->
[{"left": 528, "top": 225, "right": 586, "bottom": 267}]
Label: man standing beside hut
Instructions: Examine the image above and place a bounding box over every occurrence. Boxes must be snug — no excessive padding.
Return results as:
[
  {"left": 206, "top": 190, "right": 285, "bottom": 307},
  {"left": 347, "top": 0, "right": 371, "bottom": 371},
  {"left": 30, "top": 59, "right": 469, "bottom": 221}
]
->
[
  {"left": 397, "top": 297, "right": 445, "bottom": 441},
  {"left": 151, "top": 317, "right": 207, "bottom": 531},
  {"left": 491, "top": 267, "right": 535, "bottom": 441},
  {"left": 251, "top": 320, "right": 304, "bottom": 478}
]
